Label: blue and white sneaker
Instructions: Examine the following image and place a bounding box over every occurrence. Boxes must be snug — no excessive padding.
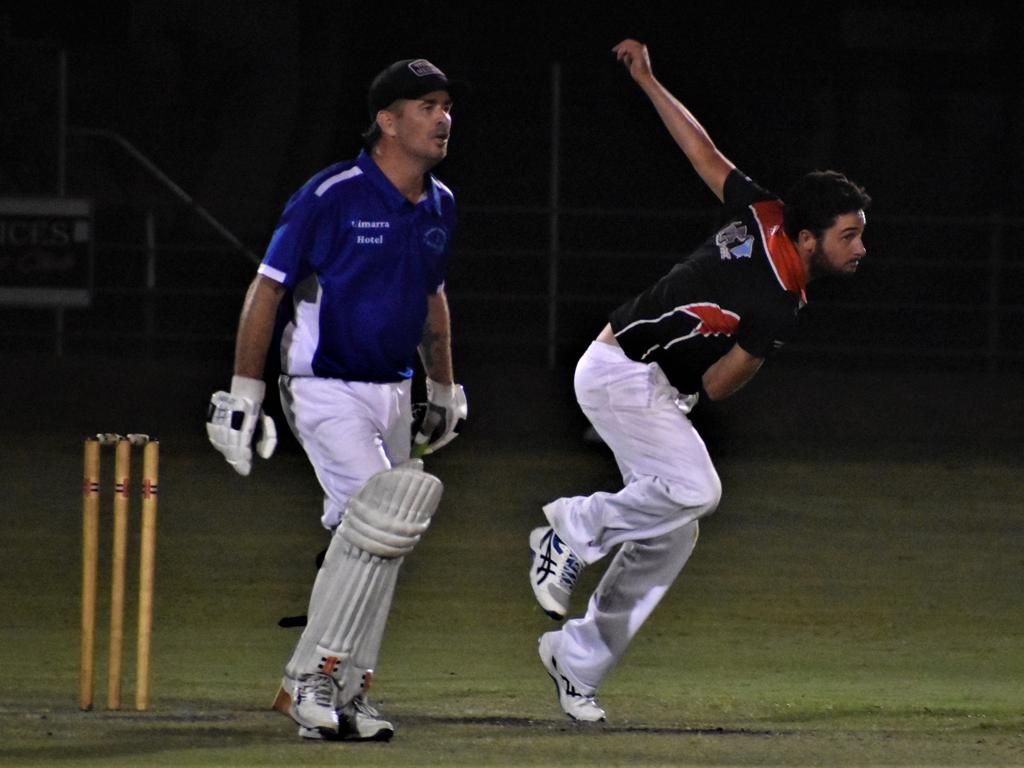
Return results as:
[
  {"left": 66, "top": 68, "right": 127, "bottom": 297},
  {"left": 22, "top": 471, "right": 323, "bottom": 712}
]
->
[
  {"left": 529, "top": 526, "right": 583, "bottom": 620},
  {"left": 538, "top": 632, "right": 606, "bottom": 722}
]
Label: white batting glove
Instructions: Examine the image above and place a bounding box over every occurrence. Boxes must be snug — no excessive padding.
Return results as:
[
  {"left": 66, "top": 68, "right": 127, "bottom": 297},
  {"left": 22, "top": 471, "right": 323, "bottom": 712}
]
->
[
  {"left": 411, "top": 378, "right": 467, "bottom": 457},
  {"left": 206, "top": 376, "right": 277, "bottom": 476}
]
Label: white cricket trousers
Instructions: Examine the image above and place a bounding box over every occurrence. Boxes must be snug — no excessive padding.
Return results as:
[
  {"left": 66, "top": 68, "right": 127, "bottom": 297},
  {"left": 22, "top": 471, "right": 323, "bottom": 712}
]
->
[
  {"left": 279, "top": 375, "right": 412, "bottom": 530},
  {"left": 543, "top": 340, "right": 721, "bottom": 690}
]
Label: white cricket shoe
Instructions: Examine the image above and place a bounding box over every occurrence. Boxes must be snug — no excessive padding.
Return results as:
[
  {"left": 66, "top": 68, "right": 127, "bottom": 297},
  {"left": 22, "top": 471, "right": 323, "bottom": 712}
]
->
[
  {"left": 298, "top": 695, "right": 395, "bottom": 741},
  {"left": 529, "top": 526, "right": 584, "bottom": 620},
  {"left": 339, "top": 696, "right": 395, "bottom": 741},
  {"left": 272, "top": 673, "right": 339, "bottom": 733},
  {"left": 538, "top": 631, "right": 606, "bottom": 722}
]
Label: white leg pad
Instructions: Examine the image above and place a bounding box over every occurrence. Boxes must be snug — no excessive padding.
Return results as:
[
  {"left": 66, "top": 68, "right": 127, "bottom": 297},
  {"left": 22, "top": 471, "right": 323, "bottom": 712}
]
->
[
  {"left": 284, "top": 467, "right": 443, "bottom": 708},
  {"left": 340, "top": 466, "right": 443, "bottom": 557}
]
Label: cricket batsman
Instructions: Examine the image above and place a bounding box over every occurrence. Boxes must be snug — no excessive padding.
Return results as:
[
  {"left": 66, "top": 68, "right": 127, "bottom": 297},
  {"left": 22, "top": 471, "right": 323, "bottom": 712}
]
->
[{"left": 206, "top": 57, "right": 467, "bottom": 741}]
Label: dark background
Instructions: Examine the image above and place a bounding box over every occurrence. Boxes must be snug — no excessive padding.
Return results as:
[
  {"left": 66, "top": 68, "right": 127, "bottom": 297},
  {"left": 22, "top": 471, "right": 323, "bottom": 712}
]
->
[
  {"left": 1, "top": 2, "right": 1021, "bottom": 455},
  {"left": 5, "top": 2, "right": 1020, "bottom": 231}
]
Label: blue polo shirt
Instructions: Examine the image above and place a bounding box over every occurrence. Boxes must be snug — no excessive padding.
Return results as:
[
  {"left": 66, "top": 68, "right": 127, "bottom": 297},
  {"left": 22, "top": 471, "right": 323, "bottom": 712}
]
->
[{"left": 258, "top": 150, "right": 455, "bottom": 382}]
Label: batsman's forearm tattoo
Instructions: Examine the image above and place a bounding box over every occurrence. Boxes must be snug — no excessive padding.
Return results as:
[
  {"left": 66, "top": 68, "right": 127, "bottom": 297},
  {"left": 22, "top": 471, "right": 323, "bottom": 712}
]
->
[{"left": 419, "top": 324, "right": 453, "bottom": 383}]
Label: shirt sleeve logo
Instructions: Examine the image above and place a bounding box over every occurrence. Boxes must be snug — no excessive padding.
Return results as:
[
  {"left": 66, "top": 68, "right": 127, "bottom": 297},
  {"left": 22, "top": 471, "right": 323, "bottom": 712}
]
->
[
  {"left": 422, "top": 226, "right": 448, "bottom": 254},
  {"left": 715, "top": 221, "right": 754, "bottom": 260}
]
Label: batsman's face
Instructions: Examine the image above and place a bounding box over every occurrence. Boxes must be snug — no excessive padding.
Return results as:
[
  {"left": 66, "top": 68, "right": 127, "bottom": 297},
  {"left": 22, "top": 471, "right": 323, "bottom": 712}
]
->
[
  {"left": 809, "top": 210, "right": 867, "bottom": 278},
  {"left": 392, "top": 90, "right": 453, "bottom": 165}
]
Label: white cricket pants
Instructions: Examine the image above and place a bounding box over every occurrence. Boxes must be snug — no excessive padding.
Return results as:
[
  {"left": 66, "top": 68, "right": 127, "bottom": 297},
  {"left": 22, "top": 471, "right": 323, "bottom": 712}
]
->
[
  {"left": 279, "top": 375, "right": 412, "bottom": 530},
  {"left": 543, "top": 340, "right": 721, "bottom": 691}
]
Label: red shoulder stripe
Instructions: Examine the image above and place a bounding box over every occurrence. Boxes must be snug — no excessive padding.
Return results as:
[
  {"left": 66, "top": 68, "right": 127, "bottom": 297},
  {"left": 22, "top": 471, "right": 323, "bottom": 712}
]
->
[{"left": 750, "top": 200, "right": 807, "bottom": 301}]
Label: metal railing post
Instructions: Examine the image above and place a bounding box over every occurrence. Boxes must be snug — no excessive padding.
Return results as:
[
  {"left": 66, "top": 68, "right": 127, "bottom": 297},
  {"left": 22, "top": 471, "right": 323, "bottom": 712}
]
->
[
  {"left": 56, "top": 49, "right": 68, "bottom": 355},
  {"left": 144, "top": 210, "right": 157, "bottom": 352},
  {"left": 546, "top": 62, "right": 562, "bottom": 370},
  {"left": 54, "top": 306, "right": 65, "bottom": 357},
  {"left": 57, "top": 49, "right": 67, "bottom": 197},
  {"left": 986, "top": 213, "right": 1004, "bottom": 377}
]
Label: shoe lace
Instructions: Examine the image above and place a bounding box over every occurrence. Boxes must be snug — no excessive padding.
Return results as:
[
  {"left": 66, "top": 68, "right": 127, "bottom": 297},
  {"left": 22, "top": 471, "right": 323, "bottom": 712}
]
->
[
  {"left": 559, "top": 554, "right": 582, "bottom": 589},
  {"left": 300, "top": 673, "right": 335, "bottom": 708},
  {"left": 350, "top": 695, "right": 381, "bottom": 718}
]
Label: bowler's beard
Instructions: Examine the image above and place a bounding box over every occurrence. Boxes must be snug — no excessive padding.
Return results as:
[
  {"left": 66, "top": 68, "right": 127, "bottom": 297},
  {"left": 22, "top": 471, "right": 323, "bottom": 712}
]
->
[{"left": 808, "top": 241, "right": 856, "bottom": 279}]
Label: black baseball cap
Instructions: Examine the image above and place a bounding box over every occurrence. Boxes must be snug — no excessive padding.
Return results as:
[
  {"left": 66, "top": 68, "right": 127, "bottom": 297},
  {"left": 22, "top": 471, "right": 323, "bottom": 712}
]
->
[{"left": 367, "top": 58, "right": 466, "bottom": 118}]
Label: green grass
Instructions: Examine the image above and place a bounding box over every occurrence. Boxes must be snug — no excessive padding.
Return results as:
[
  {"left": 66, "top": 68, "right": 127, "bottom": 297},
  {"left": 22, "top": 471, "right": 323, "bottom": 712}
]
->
[{"left": 1, "top": 423, "right": 1022, "bottom": 766}]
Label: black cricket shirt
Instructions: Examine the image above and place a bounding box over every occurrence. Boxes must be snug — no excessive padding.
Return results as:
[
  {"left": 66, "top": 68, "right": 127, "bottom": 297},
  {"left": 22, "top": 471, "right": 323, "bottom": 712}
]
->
[{"left": 609, "top": 170, "right": 808, "bottom": 394}]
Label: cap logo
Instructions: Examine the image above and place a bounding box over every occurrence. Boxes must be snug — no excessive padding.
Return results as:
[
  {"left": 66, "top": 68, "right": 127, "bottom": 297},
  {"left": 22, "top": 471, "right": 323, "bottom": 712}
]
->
[{"left": 407, "top": 59, "right": 443, "bottom": 78}]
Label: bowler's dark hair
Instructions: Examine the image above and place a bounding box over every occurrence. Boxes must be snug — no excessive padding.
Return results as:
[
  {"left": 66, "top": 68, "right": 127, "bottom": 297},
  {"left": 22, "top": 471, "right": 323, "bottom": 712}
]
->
[{"left": 783, "top": 171, "right": 871, "bottom": 241}]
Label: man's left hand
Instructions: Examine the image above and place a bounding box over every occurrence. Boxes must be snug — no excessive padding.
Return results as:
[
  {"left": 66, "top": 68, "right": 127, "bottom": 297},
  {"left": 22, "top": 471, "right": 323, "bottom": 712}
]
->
[{"left": 411, "top": 379, "right": 467, "bottom": 457}]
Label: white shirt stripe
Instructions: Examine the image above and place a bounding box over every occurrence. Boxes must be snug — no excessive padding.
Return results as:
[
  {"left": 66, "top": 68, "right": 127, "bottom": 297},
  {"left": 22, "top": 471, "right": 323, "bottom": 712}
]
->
[
  {"left": 315, "top": 166, "right": 363, "bottom": 197},
  {"left": 257, "top": 263, "right": 288, "bottom": 284},
  {"left": 281, "top": 274, "right": 322, "bottom": 376},
  {"left": 433, "top": 177, "right": 454, "bottom": 198}
]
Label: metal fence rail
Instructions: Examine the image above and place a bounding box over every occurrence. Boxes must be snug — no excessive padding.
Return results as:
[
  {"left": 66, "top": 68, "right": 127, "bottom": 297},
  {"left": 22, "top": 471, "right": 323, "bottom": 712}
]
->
[
  {"left": 2, "top": 55, "right": 1019, "bottom": 373},
  {"left": 4, "top": 203, "right": 1020, "bottom": 377}
]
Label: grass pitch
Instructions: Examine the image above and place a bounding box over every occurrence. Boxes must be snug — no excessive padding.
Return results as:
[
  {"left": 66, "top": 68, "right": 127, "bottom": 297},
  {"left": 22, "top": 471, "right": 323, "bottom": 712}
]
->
[{"left": 0, "top": 363, "right": 1021, "bottom": 766}]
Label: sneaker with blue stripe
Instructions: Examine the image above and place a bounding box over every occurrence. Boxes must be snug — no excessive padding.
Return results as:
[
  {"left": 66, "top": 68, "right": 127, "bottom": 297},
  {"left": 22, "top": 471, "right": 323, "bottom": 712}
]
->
[{"left": 529, "top": 526, "right": 583, "bottom": 620}]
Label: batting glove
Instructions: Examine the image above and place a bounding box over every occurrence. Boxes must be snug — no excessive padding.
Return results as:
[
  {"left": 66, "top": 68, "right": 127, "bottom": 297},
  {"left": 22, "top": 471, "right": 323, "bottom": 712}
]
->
[
  {"left": 206, "top": 375, "right": 277, "bottom": 476},
  {"left": 411, "top": 378, "right": 467, "bottom": 457}
]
